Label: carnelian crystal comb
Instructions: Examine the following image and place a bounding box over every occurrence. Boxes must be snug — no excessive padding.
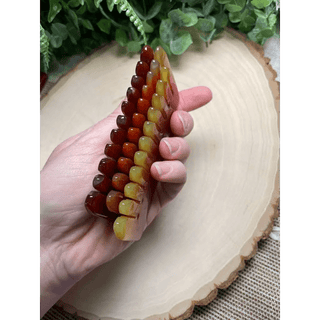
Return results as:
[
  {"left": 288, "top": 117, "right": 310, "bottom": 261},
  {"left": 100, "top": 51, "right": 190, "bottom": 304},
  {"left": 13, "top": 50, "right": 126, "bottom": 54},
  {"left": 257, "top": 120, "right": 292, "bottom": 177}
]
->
[{"left": 84, "top": 45, "right": 179, "bottom": 241}]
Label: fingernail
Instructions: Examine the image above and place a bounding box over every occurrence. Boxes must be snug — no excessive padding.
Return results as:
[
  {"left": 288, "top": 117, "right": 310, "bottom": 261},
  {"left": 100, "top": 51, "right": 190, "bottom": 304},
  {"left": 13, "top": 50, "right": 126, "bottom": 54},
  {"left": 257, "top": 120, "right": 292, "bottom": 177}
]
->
[
  {"left": 154, "top": 162, "right": 172, "bottom": 177},
  {"left": 163, "top": 138, "right": 180, "bottom": 156},
  {"left": 178, "top": 112, "right": 189, "bottom": 134}
]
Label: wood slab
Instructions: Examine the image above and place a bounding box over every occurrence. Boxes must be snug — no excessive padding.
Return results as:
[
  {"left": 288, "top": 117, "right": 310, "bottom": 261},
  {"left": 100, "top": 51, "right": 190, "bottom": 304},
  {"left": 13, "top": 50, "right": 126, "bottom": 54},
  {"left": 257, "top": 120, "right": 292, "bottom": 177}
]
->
[{"left": 41, "top": 30, "right": 279, "bottom": 320}]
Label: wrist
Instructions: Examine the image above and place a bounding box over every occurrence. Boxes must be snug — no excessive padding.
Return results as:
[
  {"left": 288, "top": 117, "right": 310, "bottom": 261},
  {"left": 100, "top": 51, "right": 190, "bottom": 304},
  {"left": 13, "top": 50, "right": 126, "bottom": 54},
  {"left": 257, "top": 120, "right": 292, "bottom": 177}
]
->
[{"left": 40, "top": 244, "right": 80, "bottom": 317}]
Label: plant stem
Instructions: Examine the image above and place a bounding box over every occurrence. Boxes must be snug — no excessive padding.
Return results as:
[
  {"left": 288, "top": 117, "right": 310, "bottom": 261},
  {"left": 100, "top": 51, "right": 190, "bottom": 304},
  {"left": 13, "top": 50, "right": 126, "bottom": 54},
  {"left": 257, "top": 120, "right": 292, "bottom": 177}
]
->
[{"left": 99, "top": 5, "right": 129, "bottom": 30}]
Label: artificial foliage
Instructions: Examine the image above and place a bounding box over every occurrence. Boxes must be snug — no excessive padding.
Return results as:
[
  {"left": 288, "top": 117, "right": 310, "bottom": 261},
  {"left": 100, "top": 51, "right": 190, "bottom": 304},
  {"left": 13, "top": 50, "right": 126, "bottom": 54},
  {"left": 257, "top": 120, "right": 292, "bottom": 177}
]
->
[{"left": 40, "top": 0, "right": 280, "bottom": 72}]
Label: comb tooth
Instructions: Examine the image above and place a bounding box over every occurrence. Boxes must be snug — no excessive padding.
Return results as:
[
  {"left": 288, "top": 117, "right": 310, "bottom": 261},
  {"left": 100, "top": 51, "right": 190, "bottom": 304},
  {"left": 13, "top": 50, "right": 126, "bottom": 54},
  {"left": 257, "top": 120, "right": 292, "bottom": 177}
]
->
[
  {"left": 156, "top": 79, "right": 167, "bottom": 100},
  {"left": 160, "top": 66, "right": 170, "bottom": 83},
  {"left": 113, "top": 216, "right": 141, "bottom": 241},
  {"left": 124, "top": 182, "right": 144, "bottom": 201},
  {"left": 126, "top": 87, "right": 140, "bottom": 104},
  {"left": 136, "top": 61, "right": 150, "bottom": 79},
  {"left": 131, "top": 75, "right": 145, "bottom": 91},
  {"left": 85, "top": 191, "right": 118, "bottom": 220},
  {"left": 142, "top": 85, "right": 154, "bottom": 101},
  {"left": 146, "top": 71, "right": 158, "bottom": 91},
  {"left": 150, "top": 60, "right": 160, "bottom": 79},
  {"left": 117, "top": 157, "right": 134, "bottom": 175},
  {"left": 121, "top": 100, "right": 136, "bottom": 116},
  {"left": 132, "top": 113, "right": 146, "bottom": 130},
  {"left": 98, "top": 157, "right": 117, "bottom": 177},
  {"left": 93, "top": 174, "right": 112, "bottom": 194},
  {"left": 106, "top": 190, "right": 124, "bottom": 213},
  {"left": 104, "top": 144, "right": 122, "bottom": 159},
  {"left": 134, "top": 150, "right": 154, "bottom": 171},
  {"left": 127, "top": 127, "right": 143, "bottom": 145},
  {"left": 138, "top": 136, "right": 159, "bottom": 158},
  {"left": 137, "top": 98, "right": 150, "bottom": 116},
  {"left": 154, "top": 46, "right": 165, "bottom": 66},
  {"left": 110, "top": 128, "right": 127, "bottom": 145},
  {"left": 118, "top": 199, "right": 141, "bottom": 218},
  {"left": 143, "top": 121, "right": 163, "bottom": 144},
  {"left": 151, "top": 93, "right": 170, "bottom": 119},
  {"left": 129, "top": 166, "right": 150, "bottom": 187},
  {"left": 122, "top": 142, "right": 138, "bottom": 160},
  {"left": 140, "top": 45, "right": 154, "bottom": 64},
  {"left": 147, "top": 107, "right": 168, "bottom": 133},
  {"left": 116, "top": 114, "right": 132, "bottom": 130},
  {"left": 112, "top": 173, "right": 130, "bottom": 192}
]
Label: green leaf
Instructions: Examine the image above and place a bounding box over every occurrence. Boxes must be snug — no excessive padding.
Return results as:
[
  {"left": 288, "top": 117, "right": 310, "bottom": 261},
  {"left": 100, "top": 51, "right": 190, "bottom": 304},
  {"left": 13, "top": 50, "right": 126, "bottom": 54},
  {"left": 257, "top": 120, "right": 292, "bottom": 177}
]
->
[
  {"left": 202, "top": 0, "right": 216, "bottom": 17},
  {"left": 145, "top": 2, "right": 163, "bottom": 20},
  {"left": 247, "top": 27, "right": 261, "bottom": 42},
  {"left": 48, "top": 0, "right": 62, "bottom": 23},
  {"left": 215, "top": 11, "right": 228, "bottom": 29},
  {"left": 186, "top": 0, "right": 203, "bottom": 5},
  {"left": 50, "top": 35, "right": 63, "bottom": 48},
  {"left": 68, "top": 9, "right": 79, "bottom": 29},
  {"left": 115, "top": 29, "right": 128, "bottom": 46},
  {"left": 168, "top": 9, "right": 198, "bottom": 27},
  {"left": 268, "top": 13, "right": 277, "bottom": 27},
  {"left": 255, "top": 16, "right": 268, "bottom": 29},
  {"left": 68, "top": 0, "right": 82, "bottom": 7},
  {"left": 195, "top": 18, "right": 215, "bottom": 32},
  {"left": 142, "top": 20, "right": 154, "bottom": 33},
  {"left": 225, "top": 0, "right": 246, "bottom": 13},
  {"left": 66, "top": 22, "right": 81, "bottom": 44},
  {"left": 253, "top": 8, "right": 266, "bottom": 18},
  {"left": 183, "top": 7, "right": 204, "bottom": 17},
  {"left": 216, "top": 0, "right": 231, "bottom": 4},
  {"left": 258, "top": 28, "right": 274, "bottom": 38},
  {"left": 76, "top": 3, "right": 87, "bottom": 14},
  {"left": 85, "top": 0, "right": 98, "bottom": 13},
  {"left": 251, "top": 0, "right": 272, "bottom": 9},
  {"left": 127, "top": 41, "right": 141, "bottom": 52},
  {"left": 94, "top": 0, "right": 103, "bottom": 7},
  {"left": 97, "top": 19, "right": 111, "bottom": 33},
  {"left": 229, "top": 11, "right": 241, "bottom": 23},
  {"left": 243, "top": 15, "right": 256, "bottom": 26},
  {"left": 170, "top": 31, "right": 193, "bottom": 55},
  {"left": 106, "top": 0, "right": 114, "bottom": 12},
  {"left": 51, "top": 23, "right": 68, "bottom": 41},
  {"left": 81, "top": 19, "right": 94, "bottom": 30},
  {"left": 159, "top": 18, "right": 175, "bottom": 43}
]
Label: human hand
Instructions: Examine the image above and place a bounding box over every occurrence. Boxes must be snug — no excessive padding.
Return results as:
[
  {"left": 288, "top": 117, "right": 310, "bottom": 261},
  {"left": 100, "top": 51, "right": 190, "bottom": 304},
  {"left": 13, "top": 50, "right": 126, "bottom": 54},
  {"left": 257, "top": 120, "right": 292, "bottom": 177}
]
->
[{"left": 40, "top": 86, "right": 212, "bottom": 307}]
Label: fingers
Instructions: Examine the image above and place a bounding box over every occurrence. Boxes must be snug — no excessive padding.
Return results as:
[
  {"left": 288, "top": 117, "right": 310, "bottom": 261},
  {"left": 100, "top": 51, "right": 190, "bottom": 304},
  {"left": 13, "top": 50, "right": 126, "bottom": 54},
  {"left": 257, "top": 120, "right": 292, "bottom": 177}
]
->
[
  {"left": 170, "top": 110, "right": 194, "bottom": 137},
  {"left": 151, "top": 160, "right": 187, "bottom": 184},
  {"left": 178, "top": 86, "right": 212, "bottom": 112},
  {"left": 159, "top": 137, "right": 190, "bottom": 162}
]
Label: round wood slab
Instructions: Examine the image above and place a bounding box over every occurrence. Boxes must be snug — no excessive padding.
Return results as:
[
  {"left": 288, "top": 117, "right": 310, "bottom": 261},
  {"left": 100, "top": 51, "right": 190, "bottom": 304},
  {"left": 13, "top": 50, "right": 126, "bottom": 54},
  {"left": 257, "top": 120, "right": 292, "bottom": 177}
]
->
[{"left": 41, "top": 30, "right": 279, "bottom": 320}]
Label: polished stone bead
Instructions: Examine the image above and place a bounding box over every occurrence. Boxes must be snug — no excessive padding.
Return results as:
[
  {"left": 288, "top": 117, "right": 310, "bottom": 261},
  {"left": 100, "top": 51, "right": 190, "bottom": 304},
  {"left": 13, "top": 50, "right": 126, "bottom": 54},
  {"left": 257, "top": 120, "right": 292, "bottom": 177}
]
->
[
  {"left": 98, "top": 157, "right": 117, "bottom": 177},
  {"left": 112, "top": 173, "right": 130, "bottom": 192},
  {"left": 117, "top": 157, "right": 134, "bottom": 175},
  {"left": 132, "top": 113, "right": 146, "bottom": 130},
  {"left": 127, "top": 127, "right": 143, "bottom": 145},
  {"left": 93, "top": 174, "right": 112, "bottom": 193},
  {"left": 110, "top": 128, "right": 127, "bottom": 145},
  {"left": 140, "top": 45, "right": 154, "bottom": 65},
  {"left": 106, "top": 190, "right": 124, "bottom": 213},
  {"left": 122, "top": 142, "right": 138, "bottom": 160},
  {"left": 116, "top": 114, "right": 132, "bottom": 130},
  {"left": 135, "top": 61, "right": 149, "bottom": 79},
  {"left": 131, "top": 75, "right": 145, "bottom": 91},
  {"left": 104, "top": 144, "right": 122, "bottom": 159}
]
